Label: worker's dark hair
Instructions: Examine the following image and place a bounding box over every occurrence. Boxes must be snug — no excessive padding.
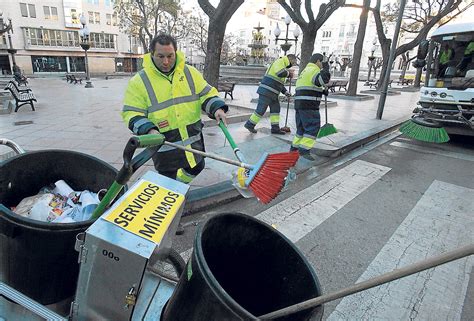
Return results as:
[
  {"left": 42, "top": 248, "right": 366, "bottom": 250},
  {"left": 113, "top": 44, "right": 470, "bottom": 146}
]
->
[
  {"left": 287, "top": 54, "right": 296, "bottom": 61},
  {"left": 149, "top": 33, "right": 177, "bottom": 53},
  {"left": 310, "top": 53, "right": 324, "bottom": 63}
]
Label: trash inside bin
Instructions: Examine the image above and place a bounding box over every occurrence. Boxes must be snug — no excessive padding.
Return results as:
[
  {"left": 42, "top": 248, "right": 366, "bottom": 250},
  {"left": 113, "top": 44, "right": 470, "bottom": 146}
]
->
[
  {"left": 0, "top": 150, "right": 120, "bottom": 305},
  {"left": 13, "top": 179, "right": 101, "bottom": 223},
  {"left": 162, "top": 212, "right": 324, "bottom": 321}
]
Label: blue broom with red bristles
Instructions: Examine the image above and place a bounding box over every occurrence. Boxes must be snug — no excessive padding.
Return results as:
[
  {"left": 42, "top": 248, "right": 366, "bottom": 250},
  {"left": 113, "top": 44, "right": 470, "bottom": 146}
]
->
[
  {"left": 244, "top": 151, "right": 299, "bottom": 203},
  {"left": 218, "top": 121, "right": 299, "bottom": 203}
]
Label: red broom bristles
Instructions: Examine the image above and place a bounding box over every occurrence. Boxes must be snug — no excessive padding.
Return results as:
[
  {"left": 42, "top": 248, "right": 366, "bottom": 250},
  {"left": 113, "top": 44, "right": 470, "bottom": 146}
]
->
[{"left": 249, "top": 151, "right": 299, "bottom": 204}]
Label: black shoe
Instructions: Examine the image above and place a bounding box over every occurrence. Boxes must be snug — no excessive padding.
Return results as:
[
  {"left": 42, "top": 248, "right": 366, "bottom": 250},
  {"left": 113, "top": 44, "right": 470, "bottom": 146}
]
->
[
  {"left": 244, "top": 123, "right": 257, "bottom": 133},
  {"left": 271, "top": 128, "right": 286, "bottom": 135},
  {"left": 175, "top": 223, "right": 185, "bottom": 235},
  {"left": 290, "top": 147, "right": 298, "bottom": 152},
  {"left": 300, "top": 153, "right": 316, "bottom": 161}
]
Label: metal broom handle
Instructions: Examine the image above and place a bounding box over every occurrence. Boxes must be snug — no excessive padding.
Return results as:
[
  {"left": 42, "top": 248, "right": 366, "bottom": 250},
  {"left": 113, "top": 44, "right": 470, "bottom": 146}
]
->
[
  {"left": 324, "top": 91, "right": 328, "bottom": 125},
  {"left": 259, "top": 244, "right": 474, "bottom": 319},
  {"left": 283, "top": 75, "right": 292, "bottom": 128}
]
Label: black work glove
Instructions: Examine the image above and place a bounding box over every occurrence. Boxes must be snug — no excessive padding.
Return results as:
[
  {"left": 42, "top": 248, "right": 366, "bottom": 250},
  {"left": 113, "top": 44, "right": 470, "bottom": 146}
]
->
[{"left": 323, "top": 88, "right": 329, "bottom": 96}]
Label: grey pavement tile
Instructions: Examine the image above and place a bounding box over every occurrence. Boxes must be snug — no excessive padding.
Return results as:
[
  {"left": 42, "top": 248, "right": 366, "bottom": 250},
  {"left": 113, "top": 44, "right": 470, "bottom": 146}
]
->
[
  {"left": 102, "top": 142, "right": 129, "bottom": 151},
  {"left": 32, "top": 137, "right": 67, "bottom": 148},
  {"left": 53, "top": 139, "right": 86, "bottom": 149},
  {"left": 21, "top": 129, "right": 64, "bottom": 138},
  {"left": 76, "top": 139, "right": 118, "bottom": 150},
  {"left": 190, "top": 168, "right": 228, "bottom": 188},
  {"left": 4, "top": 136, "right": 41, "bottom": 146},
  {"left": 92, "top": 149, "right": 123, "bottom": 163},
  {"left": 22, "top": 145, "right": 46, "bottom": 151},
  {"left": 0, "top": 127, "right": 17, "bottom": 135}
]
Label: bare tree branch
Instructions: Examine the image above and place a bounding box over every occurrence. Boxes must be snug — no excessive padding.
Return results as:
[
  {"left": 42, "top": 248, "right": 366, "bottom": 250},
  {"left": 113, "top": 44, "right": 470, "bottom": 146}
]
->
[
  {"left": 305, "top": 0, "right": 314, "bottom": 21},
  {"left": 197, "top": 0, "right": 215, "bottom": 17},
  {"left": 277, "top": 0, "right": 308, "bottom": 27}
]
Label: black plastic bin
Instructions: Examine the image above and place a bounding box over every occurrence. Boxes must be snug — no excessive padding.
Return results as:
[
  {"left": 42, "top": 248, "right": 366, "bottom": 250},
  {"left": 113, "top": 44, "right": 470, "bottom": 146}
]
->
[
  {"left": 0, "top": 150, "right": 120, "bottom": 305},
  {"left": 162, "top": 212, "right": 324, "bottom": 321}
]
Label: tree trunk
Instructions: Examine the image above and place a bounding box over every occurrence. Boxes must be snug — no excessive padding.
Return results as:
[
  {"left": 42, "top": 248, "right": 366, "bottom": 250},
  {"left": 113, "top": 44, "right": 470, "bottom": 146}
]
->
[
  {"left": 414, "top": 67, "right": 423, "bottom": 87},
  {"left": 347, "top": 0, "right": 370, "bottom": 96},
  {"left": 203, "top": 23, "right": 225, "bottom": 87},
  {"left": 299, "top": 28, "right": 317, "bottom": 71},
  {"left": 198, "top": 0, "right": 244, "bottom": 87},
  {"left": 376, "top": 41, "right": 391, "bottom": 90}
]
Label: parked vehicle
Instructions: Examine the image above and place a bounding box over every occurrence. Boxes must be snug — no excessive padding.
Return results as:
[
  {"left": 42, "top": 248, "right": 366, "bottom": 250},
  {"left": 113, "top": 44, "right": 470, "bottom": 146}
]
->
[{"left": 412, "top": 22, "right": 474, "bottom": 136}]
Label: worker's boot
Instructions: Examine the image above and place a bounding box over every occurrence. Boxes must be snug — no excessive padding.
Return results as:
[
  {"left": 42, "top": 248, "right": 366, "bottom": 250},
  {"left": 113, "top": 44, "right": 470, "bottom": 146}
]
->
[
  {"left": 244, "top": 122, "right": 257, "bottom": 133},
  {"left": 299, "top": 151, "right": 316, "bottom": 161},
  {"left": 271, "top": 125, "right": 286, "bottom": 135}
]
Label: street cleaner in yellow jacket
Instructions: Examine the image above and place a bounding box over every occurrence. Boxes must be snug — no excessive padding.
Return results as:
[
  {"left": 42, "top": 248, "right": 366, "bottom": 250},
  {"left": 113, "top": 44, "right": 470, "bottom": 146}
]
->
[
  {"left": 244, "top": 54, "right": 297, "bottom": 134},
  {"left": 290, "top": 53, "right": 330, "bottom": 161},
  {"left": 121, "top": 34, "right": 228, "bottom": 232}
]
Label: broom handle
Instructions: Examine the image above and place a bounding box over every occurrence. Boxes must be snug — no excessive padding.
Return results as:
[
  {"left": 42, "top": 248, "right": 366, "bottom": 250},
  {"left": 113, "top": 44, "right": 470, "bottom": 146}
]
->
[
  {"left": 164, "top": 141, "right": 253, "bottom": 170},
  {"left": 283, "top": 77, "right": 292, "bottom": 128},
  {"left": 324, "top": 91, "right": 328, "bottom": 125},
  {"left": 258, "top": 243, "right": 474, "bottom": 320},
  {"left": 218, "top": 121, "right": 248, "bottom": 163}
]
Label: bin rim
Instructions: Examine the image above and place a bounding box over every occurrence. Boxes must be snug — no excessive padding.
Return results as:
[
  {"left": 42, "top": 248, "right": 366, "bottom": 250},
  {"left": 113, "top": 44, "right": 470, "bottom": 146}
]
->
[
  {"left": 0, "top": 149, "right": 120, "bottom": 230},
  {"left": 193, "top": 212, "right": 323, "bottom": 319}
]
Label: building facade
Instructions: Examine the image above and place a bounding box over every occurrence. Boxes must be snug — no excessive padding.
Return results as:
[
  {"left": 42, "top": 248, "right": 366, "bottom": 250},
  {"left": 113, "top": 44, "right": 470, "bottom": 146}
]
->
[
  {"left": 0, "top": 0, "right": 143, "bottom": 76},
  {"left": 313, "top": 7, "right": 432, "bottom": 76}
]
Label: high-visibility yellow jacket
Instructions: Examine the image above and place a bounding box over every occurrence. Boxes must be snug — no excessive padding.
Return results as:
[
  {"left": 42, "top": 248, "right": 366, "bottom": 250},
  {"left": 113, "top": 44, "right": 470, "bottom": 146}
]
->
[
  {"left": 295, "top": 63, "right": 330, "bottom": 110},
  {"left": 439, "top": 48, "right": 452, "bottom": 64},
  {"left": 122, "top": 51, "right": 227, "bottom": 171},
  {"left": 465, "top": 42, "right": 474, "bottom": 55},
  {"left": 257, "top": 56, "right": 291, "bottom": 98}
]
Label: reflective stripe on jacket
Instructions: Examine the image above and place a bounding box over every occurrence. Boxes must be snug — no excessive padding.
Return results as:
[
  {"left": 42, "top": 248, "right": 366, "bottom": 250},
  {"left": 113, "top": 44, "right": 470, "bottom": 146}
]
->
[
  {"left": 294, "top": 63, "right": 327, "bottom": 110},
  {"left": 256, "top": 56, "right": 290, "bottom": 98},
  {"left": 121, "top": 50, "right": 227, "bottom": 171}
]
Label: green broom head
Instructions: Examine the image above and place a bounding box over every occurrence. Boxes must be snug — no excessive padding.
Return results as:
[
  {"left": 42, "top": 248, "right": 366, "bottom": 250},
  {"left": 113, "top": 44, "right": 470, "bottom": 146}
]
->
[
  {"left": 400, "top": 116, "right": 449, "bottom": 143},
  {"left": 317, "top": 123, "right": 338, "bottom": 138}
]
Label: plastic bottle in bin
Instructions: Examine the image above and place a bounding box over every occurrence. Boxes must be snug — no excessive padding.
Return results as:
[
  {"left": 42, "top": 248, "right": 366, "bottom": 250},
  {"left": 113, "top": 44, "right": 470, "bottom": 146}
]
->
[{"left": 231, "top": 167, "right": 255, "bottom": 198}]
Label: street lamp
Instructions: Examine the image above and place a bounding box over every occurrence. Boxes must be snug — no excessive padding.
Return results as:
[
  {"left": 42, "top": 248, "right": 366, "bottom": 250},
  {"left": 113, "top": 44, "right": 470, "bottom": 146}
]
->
[
  {"left": 367, "top": 38, "right": 378, "bottom": 81},
  {"left": 79, "top": 14, "right": 93, "bottom": 88},
  {"left": 0, "top": 11, "right": 16, "bottom": 72},
  {"left": 273, "top": 15, "right": 300, "bottom": 55}
]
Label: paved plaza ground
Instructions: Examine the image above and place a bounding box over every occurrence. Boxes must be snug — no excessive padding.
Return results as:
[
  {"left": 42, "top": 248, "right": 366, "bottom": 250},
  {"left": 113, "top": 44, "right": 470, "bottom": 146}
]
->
[{"left": 0, "top": 76, "right": 420, "bottom": 197}]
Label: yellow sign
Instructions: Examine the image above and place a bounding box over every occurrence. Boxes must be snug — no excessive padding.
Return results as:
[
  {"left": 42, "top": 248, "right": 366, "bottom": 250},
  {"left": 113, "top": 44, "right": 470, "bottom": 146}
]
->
[{"left": 105, "top": 180, "right": 184, "bottom": 243}]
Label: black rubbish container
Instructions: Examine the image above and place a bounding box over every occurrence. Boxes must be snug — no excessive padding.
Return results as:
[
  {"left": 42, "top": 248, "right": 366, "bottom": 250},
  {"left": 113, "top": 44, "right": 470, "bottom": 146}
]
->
[
  {"left": 162, "top": 212, "right": 324, "bottom": 321},
  {"left": 0, "top": 150, "right": 120, "bottom": 305}
]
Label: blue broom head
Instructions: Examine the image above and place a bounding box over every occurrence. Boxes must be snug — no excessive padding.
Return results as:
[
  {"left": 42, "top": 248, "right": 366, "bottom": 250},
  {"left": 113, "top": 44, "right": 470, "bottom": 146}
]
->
[{"left": 245, "top": 153, "right": 269, "bottom": 187}]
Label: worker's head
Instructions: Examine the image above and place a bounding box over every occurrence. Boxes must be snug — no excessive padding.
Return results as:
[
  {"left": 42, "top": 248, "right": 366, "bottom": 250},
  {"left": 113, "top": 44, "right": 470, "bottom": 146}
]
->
[
  {"left": 287, "top": 54, "right": 297, "bottom": 66},
  {"left": 310, "top": 53, "right": 324, "bottom": 68},
  {"left": 150, "top": 34, "right": 177, "bottom": 73}
]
